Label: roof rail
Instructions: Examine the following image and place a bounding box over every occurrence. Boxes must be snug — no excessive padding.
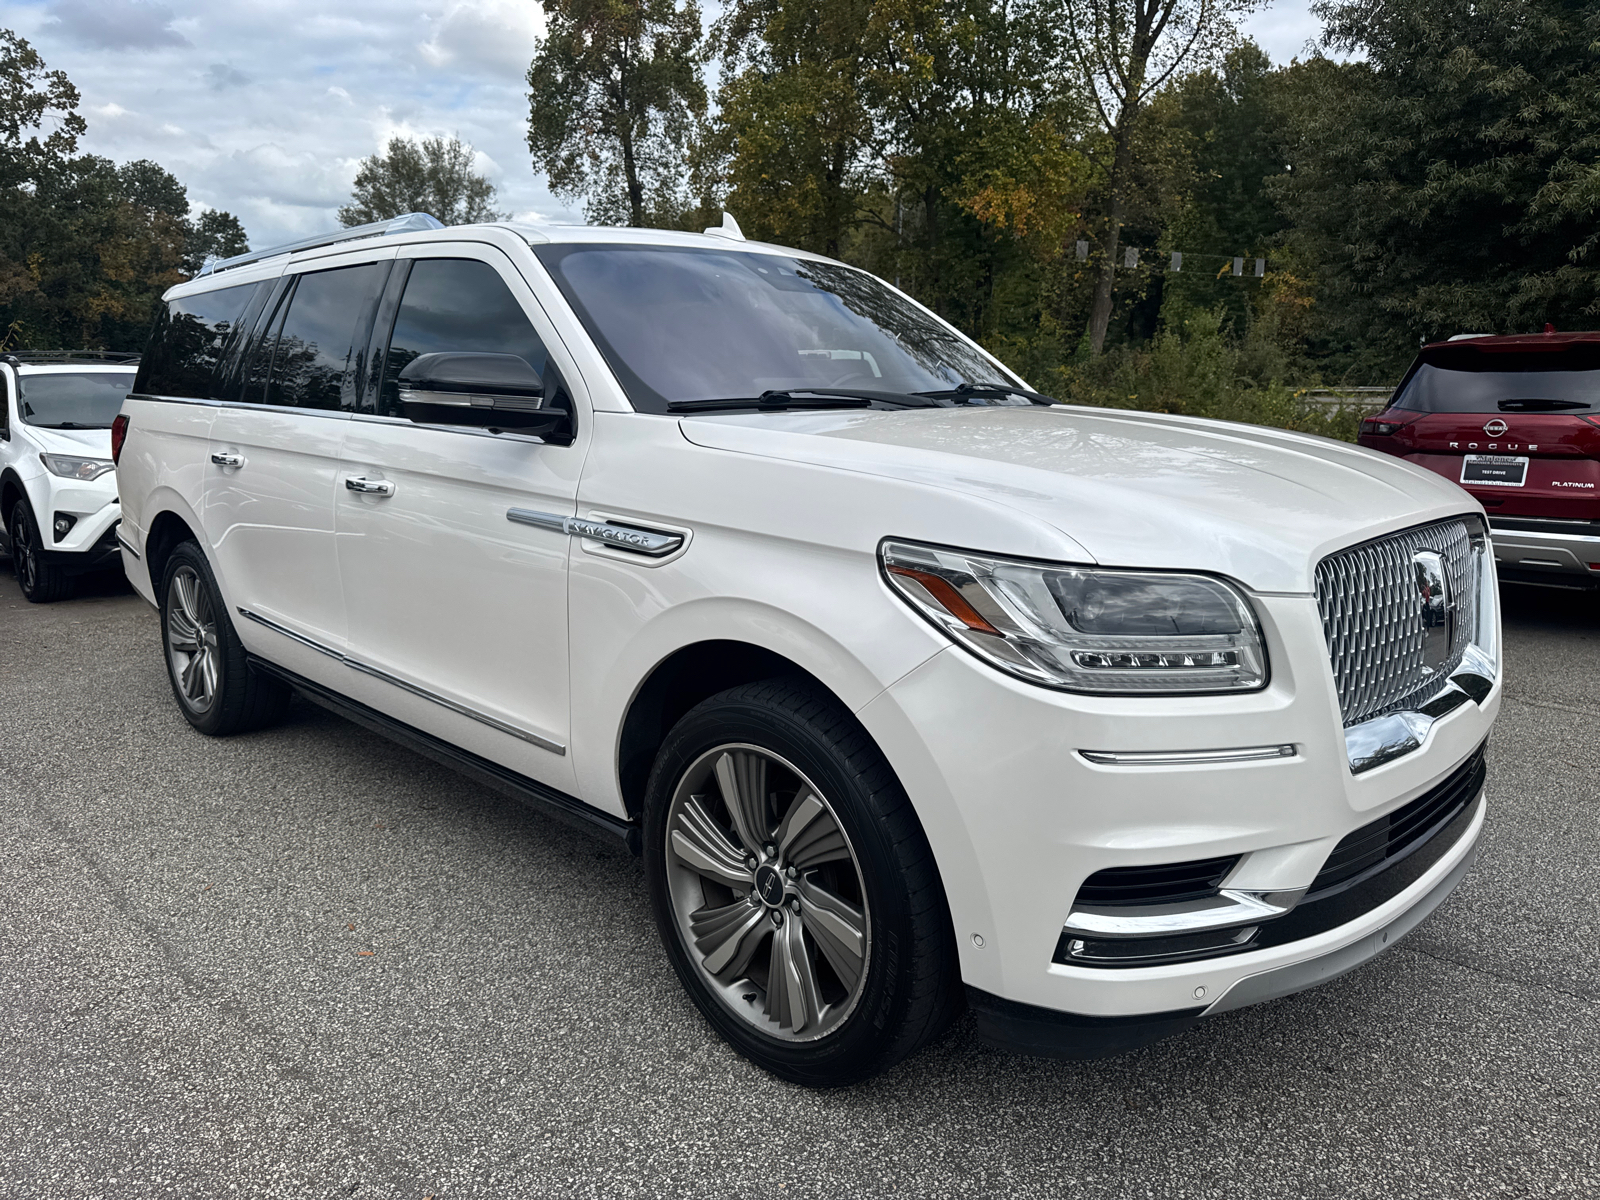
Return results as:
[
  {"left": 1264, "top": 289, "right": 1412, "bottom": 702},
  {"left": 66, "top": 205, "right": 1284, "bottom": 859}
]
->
[
  {"left": 1, "top": 349, "right": 142, "bottom": 365},
  {"left": 197, "top": 211, "right": 446, "bottom": 278}
]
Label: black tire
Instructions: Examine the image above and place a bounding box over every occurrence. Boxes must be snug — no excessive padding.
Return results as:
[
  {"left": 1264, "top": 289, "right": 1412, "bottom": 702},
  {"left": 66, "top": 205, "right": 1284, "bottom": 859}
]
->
[
  {"left": 8, "top": 497, "right": 75, "bottom": 603},
  {"left": 643, "top": 676, "right": 961, "bottom": 1086},
  {"left": 159, "top": 540, "right": 290, "bottom": 736}
]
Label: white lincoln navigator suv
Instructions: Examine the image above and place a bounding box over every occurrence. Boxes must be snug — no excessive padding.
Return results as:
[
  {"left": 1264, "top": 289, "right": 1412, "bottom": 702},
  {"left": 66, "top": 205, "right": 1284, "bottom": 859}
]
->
[{"left": 113, "top": 213, "right": 1500, "bottom": 1086}]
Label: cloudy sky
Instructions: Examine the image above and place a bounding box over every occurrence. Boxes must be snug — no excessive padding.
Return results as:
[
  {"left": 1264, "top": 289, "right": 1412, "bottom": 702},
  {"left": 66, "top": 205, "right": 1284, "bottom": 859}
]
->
[{"left": 1, "top": 0, "right": 1328, "bottom": 252}]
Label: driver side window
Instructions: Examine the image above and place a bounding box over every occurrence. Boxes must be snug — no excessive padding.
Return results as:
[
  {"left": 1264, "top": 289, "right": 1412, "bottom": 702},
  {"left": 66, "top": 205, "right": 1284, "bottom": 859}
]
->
[{"left": 377, "top": 258, "right": 549, "bottom": 418}]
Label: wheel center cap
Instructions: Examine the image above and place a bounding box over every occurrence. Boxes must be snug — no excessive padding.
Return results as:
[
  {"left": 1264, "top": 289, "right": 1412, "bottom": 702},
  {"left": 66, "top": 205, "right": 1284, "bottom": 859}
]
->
[{"left": 754, "top": 864, "right": 786, "bottom": 908}]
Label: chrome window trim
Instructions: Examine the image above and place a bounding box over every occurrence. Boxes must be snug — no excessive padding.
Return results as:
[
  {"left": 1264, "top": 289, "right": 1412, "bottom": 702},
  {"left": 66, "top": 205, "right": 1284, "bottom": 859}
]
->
[
  {"left": 1078, "top": 745, "right": 1296, "bottom": 767},
  {"left": 236, "top": 607, "right": 566, "bottom": 755}
]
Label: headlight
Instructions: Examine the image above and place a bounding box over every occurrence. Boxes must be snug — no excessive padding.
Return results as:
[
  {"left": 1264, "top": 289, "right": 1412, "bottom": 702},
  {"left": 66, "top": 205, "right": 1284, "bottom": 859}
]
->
[
  {"left": 880, "top": 539, "right": 1268, "bottom": 694},
  {"left": 40, "top": 453, "right": 115, "bottom": 481}
]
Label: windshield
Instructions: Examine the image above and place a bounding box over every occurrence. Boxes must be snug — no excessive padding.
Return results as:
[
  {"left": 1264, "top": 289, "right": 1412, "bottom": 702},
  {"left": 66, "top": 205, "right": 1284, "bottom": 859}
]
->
[
  {"left": 19, "top": 371, "right": 137, "bottom": 428},
  {"left": 1393, "top": 360, "right": 1600, "bottom": 414},
  {"left": 533, "top": 245, "right": 1012, "bottom": 413}
]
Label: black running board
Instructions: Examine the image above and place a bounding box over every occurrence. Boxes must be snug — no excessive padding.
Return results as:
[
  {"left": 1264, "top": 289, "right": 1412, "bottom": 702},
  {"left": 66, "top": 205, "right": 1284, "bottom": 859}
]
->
[{"left": 248, "top": 656, "right": 640, "bottom": 854}]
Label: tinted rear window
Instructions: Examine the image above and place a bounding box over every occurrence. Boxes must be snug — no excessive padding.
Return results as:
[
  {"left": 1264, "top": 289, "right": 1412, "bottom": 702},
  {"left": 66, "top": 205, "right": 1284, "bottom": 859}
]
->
[
  {"left": 135, "top": 282, "right": 258, "bottom": 399},
  {"left": 1394, "top": 356, "right": 1600, "bottom": 414},
  {"left": 262, "top": 264, "right": 384, "bottom": 410}
]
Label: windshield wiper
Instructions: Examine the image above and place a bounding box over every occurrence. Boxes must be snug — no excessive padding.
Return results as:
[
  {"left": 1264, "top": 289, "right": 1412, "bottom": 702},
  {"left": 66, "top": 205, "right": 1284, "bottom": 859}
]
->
[
  {"left": 1498, "top": 398, "right": 1592, "bottom": 412},
  {"left": 666, "top": 388, "right": 944, "bottom": 414},
  {"left": 914, "top": 382, "right": 1058, "bottom": 406},
  {"left": 35, "top": 421, "right": 110, "bottom": 429}
]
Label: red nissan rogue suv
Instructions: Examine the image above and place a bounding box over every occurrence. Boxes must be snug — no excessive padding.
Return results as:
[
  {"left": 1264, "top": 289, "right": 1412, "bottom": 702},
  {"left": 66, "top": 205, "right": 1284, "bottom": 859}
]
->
[{"left": 1358, "top": 331, "right": 1600, "bottom": 590}]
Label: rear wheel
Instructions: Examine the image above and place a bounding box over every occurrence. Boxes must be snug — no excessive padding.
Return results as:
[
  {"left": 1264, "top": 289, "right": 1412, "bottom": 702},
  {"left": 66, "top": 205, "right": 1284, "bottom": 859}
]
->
[
  {"left": 8, "top": 498, "right": 74, "bottom": 603},
  {"left": 643, "top": 677, "right": 960, "bottom": 1086},
  {"left": 160, "top": 541, "right": 290, "bottom": 735}
]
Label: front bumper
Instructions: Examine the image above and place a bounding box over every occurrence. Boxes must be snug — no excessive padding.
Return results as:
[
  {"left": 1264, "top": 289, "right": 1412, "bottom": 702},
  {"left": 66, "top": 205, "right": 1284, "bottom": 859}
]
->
[
  {"left": 857, "top": 589, "right": 1499, "bottom": 1043},
  {"left": 1488, "top": 517, "right": 1600, "bottom": 589},
  {"left": 969, "top": 794, "right": 1482, "bottom": 1056}
]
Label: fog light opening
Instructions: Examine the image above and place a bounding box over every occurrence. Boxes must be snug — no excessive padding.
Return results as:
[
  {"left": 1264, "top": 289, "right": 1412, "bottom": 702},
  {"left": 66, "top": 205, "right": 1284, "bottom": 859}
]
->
[{"left": 52, "top": 513, "right": 77, "bottom": 543}]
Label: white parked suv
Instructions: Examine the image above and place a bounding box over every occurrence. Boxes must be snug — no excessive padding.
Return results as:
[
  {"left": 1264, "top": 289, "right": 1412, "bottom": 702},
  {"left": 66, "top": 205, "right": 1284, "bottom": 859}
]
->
[
  {"left": 113, "top": 213, "right": 1500, "bottom": 1085},
  {"left": 1, "top": 353, "right": 138, "bottom": 602}
]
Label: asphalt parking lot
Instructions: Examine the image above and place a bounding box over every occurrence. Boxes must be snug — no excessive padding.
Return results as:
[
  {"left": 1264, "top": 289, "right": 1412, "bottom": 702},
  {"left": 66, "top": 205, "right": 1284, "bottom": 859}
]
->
[{"left": 1, "top": 566, "right": 1596, "bottom": 1199}]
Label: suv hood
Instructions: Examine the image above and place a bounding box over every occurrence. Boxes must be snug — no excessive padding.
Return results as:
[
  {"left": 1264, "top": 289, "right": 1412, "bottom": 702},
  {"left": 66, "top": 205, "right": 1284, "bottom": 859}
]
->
[
  {"left": 28, "top": 425, "right": 114, "bottom": 457},
  {"left": 678, "top": 405, "right": 1479, "bottom": 593}
]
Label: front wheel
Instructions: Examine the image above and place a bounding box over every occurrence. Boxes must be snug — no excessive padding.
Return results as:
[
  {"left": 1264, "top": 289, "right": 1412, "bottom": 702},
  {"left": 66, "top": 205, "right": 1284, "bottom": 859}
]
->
[
  {"left": 160, "top": 540, "right": 290, "bottom": 735},
  {"left": 8, "top": 498, "right": 74, "bottom": 602},
  {"left": 643, "top": 677, "right": 960, "bottom": 1086}
]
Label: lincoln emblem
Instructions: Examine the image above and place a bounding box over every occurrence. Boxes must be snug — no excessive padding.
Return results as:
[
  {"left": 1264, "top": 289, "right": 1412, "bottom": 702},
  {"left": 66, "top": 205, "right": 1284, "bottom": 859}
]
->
[
  {"left": 1412, "top": 550, "right": 1454, "bottom": 673},
  {"left": 1483, "top": 418, "right": 1508, "bottom": 436}
]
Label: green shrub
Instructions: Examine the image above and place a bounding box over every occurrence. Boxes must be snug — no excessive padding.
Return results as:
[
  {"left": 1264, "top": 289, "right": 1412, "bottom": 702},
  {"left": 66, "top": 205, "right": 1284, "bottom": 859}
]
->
[{"left": 1009, "top": 304, "right": 1366, "bottom": 442}]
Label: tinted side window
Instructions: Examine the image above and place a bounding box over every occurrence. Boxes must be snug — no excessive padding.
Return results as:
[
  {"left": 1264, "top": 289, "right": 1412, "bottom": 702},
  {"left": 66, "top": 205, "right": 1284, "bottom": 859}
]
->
[
  {"left": 379, "top": 259, "right": 548, "bottom": 417},
  {"left": 135, "top": 282, "right": 257, "bottom": 399},
  {"left": 264, "top": 264, "right": 384, "bottom": 410}
]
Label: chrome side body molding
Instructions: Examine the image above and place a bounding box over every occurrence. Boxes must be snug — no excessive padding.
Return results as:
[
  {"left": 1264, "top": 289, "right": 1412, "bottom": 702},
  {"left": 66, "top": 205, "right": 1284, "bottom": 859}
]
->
[
  {"left": 506, "top": 507, "right": 683, "bottom": 556},
  {"left": 1079, "top": 745, "right": 1296, "bottom": 766},
  {"left": 236, "top": 608, "right": 566, "bottom": 755}
]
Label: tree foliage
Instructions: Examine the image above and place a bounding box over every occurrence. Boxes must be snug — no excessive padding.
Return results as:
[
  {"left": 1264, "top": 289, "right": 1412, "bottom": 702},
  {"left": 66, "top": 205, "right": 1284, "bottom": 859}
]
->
[
  {"left": 0, "top": 30, "right": 250, "bottom": 351},
  {"left": 1274, "top": 0, "right": 1600, "bottom": 375},
  {"left": 338, "top": 135, "right": 504, "bottom": 227},
  {"left": 527, "top": 0, "right": 707, "bottom": 226}
]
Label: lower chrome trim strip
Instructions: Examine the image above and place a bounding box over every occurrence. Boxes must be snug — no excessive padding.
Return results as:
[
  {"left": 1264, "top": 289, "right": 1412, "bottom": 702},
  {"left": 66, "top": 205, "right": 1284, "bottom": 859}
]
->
[
  {"left": 236, "top": 607, "right": 566, "bottom": 755},
  {"left": 1063, "top": 887, "right": 1307, "bottom": 939},
  {"left": 1079, "top": 745, "right": 1296, "bottom": 766},
  {"left": 115, "top": 531, "right": 141, "bottom": 559}
]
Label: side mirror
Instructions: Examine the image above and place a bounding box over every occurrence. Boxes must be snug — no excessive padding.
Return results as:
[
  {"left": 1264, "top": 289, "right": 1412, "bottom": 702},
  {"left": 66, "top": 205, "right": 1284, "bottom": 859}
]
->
[{"left": 398, "top": 352, "right": 574, "bottom": 443}]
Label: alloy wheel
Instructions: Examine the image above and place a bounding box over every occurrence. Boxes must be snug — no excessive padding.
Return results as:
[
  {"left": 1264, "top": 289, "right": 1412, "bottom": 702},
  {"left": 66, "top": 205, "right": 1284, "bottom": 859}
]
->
[
  {"left": 663, "top": 744, "right": 870, "bottom": 1041},
  {"left": 165, "top": 564, "right": 220, "bottom": 714},
  {"left": 10, "top": 508, "right": 36, "bottom": 594}
]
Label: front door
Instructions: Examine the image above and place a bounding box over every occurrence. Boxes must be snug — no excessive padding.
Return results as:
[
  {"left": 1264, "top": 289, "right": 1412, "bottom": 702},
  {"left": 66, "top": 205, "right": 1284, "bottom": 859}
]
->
[
  {"left": 204, "top": 256, "right": 391, "bottom": 682},
  {"left": 334, "top": 246, "right": 583, "bottom": 793}
]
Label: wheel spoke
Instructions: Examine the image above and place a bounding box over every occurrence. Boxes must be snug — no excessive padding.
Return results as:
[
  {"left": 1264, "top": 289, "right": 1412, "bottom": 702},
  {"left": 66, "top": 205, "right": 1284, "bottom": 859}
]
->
[
  {"left": 167, "top": 607, "right": 199, "bottom": 653},
  {"left": 199, "top": 649, "right": 218, "bottom": 701},
  {"left": 797, "top": 877, "right": 866, "bottom": 992},
  {"left": 173, "top": 572, "right": 199, "bottom": 626},
  {"left": 670, "top": 794, "right": 754, "bottom": 890},
  {"left": 768, "top": 912, "right": 825, "bottom": 1034},
  {"left": 714, "top": 750, "right": 771, "bottom": 857},
  {"left": 776, "top": 789, "right": 851, "bottom": 869},
  {"left": 689, "top": 899, "right": 770, "bottom": 977},
  {"left": 180, "top": 650, "right": 204, "bottom": 699}
]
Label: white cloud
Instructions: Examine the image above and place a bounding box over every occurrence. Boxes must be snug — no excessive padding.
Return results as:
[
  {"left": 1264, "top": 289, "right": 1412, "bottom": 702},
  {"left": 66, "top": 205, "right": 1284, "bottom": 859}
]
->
[
  {"left": 45, "top": 0, "right": 189, "bottom": 50},
  {"left": 419, "top": 0, "right": 546, "bottom": 77},
  {"left": 0, "top": 0, "right": 577, "bottom": 249}
]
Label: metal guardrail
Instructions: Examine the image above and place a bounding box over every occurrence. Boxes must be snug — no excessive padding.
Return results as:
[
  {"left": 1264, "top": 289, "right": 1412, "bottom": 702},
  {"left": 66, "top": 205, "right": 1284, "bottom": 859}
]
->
[{"left": 1300, "top": 387, "right": 1394, "bottom": 410}]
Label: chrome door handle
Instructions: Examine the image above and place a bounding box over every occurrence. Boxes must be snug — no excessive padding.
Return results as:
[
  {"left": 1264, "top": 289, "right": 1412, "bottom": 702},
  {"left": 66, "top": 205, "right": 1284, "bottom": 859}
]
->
[
  {"left": 345, "top": 476, "right": 395, "bottom": 497},
  {"left": 210, "top": 452, "right": 243, "bottom": 467}
]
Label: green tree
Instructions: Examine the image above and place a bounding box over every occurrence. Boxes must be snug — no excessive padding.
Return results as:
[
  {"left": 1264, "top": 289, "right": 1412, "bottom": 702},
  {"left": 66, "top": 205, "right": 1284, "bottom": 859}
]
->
[
  {"left": 1160, "top": 41, "right": 1289, "bottom": 330},
  {"left": 526, "top": 0, "right": 707, "bottom": 226},
  {"left": 184, "top": 208, "right": 249, "bottom": 274},
  {"left": 1276, "top": 0, "right": 1600, "bottom": 373},
  {"left": 711, "top": 0, "right": 879, "bottom": 257},
  {"left": 0, "top": 29, "right": 84, "bottom": 188},
  {"left": 1061, "top": 0, "right": 1257, "bottom": 354},
  {"left": 338, "top": 135, "right": 503, "bottom": 227}
]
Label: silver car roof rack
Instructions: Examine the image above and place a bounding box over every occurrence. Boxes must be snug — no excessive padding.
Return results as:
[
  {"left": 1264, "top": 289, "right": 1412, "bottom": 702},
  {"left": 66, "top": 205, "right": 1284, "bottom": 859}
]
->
[{"left": 197, "top": 212, "right": 446, "bottom": 277}]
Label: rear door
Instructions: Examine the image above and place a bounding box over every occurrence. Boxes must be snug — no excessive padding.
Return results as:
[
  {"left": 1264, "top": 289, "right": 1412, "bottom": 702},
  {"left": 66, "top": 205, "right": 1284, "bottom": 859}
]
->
[
  {"left": 204, "top": 253, "right": 392, "bottom": 679},
  {"left": 333, "top": 245, "right": 584, "bottom": 792}
]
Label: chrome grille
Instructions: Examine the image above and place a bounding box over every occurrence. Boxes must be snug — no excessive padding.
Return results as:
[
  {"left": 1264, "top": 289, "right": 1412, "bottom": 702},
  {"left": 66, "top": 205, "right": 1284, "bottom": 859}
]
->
[{"left": 1315, "top": 518, "right": 1477, "bottom": 726}]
